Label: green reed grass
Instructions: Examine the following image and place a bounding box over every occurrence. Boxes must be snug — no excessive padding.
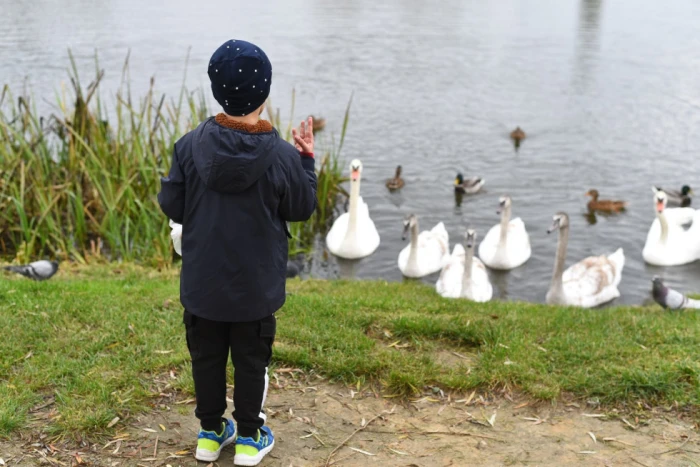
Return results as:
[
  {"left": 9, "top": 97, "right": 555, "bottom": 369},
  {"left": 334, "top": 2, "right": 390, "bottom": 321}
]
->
[{"left": 0, "top": 52, "right": 348, "bottom": 264}]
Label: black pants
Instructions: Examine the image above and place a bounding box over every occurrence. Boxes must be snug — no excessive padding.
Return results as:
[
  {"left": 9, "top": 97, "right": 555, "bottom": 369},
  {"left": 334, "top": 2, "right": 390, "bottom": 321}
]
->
[{"left": 183, "top": 310, "right": 276, "bottom": 437}]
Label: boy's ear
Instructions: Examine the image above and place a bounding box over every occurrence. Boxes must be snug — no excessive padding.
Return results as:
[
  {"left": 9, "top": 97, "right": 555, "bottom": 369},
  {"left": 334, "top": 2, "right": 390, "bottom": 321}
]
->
[{"left": 258, "top": 104, "right": 266, "bottom": 116}]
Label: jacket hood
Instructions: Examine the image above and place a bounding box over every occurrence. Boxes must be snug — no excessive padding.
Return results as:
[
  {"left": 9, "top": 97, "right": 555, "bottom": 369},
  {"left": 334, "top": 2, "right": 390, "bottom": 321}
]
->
[{"left": 191, "top": 118, "right": 280, "bottom": 193}]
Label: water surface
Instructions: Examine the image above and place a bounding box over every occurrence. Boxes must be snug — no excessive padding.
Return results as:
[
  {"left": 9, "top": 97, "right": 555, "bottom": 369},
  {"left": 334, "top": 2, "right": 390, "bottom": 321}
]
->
[{"left": 2, "top": 0, "right": 699, "bottom": 304}]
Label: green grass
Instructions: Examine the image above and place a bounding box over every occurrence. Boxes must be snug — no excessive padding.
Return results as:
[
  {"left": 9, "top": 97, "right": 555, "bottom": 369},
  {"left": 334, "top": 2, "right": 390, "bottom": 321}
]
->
[
  {"left": 0, "top": 52, "right": 347, "bottom": 263},
  {"left": 1, "top": 267, "right": 698, "bottom": 439}
]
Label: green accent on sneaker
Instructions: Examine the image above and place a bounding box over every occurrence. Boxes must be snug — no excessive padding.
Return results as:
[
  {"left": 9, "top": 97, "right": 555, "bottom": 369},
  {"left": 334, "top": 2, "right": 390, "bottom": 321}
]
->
[
  {"left": 198, "top": 437, "right": 222, "bottom": 453},
  {"left": 235, "top": 444, "right": 259, "bottom": 457}
]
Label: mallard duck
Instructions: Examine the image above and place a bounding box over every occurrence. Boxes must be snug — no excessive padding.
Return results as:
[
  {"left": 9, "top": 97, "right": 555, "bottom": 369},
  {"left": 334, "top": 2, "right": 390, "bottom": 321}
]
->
[
  {"left": 454, "top": 173, "right": 485, "bottom": 194},
  {"left": 510, "top": 127, "right": 526, "bottom": 141},
  {"left": 657, "top": 185, "right": 693, "bottom": 207},
  {"left": 585, "top": 189, "right": 628, "bottom": 213},
  {"left": 310, "top": 116, "right": 326, "bottom": 132},
  {"left": 386, "top": 165, "right": 405, "bottom": 190}
]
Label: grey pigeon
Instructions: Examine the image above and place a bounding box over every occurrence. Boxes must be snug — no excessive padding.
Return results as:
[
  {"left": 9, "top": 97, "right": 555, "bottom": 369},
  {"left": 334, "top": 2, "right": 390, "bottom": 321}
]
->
[
  {"left": 4, "top": 260, "right": 59, "bottom": 281},
  {"left": 651, "top": 276, "right": 700, "bottom": 310}
]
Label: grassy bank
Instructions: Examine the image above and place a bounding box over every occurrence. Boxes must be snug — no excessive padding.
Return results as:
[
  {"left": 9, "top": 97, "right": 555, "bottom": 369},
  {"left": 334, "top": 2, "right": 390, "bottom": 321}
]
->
[
  {"left": 0, "top": 54, "right": 348, "bottom": 264},
  {"left": 1, "top": 266, "right": 698, "bottom": 439}
]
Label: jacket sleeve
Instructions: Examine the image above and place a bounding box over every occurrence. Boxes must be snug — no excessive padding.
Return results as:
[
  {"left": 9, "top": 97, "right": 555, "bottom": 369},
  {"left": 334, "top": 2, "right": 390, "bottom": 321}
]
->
[
  {"left": 157, "top": 146, "right": 186, "bottom": 224},
  {"left": 279, "top": 152, "right": 318, "bottom": 222}
]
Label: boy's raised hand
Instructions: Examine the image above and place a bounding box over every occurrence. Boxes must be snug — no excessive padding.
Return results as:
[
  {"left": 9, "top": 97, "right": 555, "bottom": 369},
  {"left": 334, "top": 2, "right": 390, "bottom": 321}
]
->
[{"left": 292, "top": 117, "right": 314, "bottom": 155}]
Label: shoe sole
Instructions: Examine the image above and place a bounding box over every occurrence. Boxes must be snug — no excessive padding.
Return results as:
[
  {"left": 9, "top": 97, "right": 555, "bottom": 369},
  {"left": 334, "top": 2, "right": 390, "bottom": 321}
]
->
[
  {"left": 233, "top": 440, "right": 275, "bottom": 466},
  {"left": 195, "top": 434, "right": 236, "bottom": 462}
]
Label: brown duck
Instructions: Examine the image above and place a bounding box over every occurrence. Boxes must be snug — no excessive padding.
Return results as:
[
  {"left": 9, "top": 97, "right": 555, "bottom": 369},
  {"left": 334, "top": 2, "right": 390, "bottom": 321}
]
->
[
  {"left": 310, "top": 116, "right": 326, "bottom": 132},
  {"left": 386, "top": 165, "right": 405, "bottom": 190},
  {"left": 586, "top": 189, "right": 628, "bottom": 213},
  {"left": 510, "top": 127, "right": 526, "bottom": 142}
]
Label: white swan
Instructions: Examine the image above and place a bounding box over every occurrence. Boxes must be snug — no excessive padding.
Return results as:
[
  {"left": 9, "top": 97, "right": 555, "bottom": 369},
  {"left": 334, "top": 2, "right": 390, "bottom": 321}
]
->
[
  {"left": 326, "top": 159, "right": 380, "bottom": 259},
  {"left": 397, "top": 214, "right": 449, "bottom": 278},
  {"left": 546, "top": 212, "right": 625, "bottom": 308},
  {"left": 436, "top": 229, "right": 493, "bottom": 302},
  {"left": 478, "top": 196, "right": 531, "bottom": 270},
  {"left": 642, "top": 187, "right": 700, "bottom": 266}
]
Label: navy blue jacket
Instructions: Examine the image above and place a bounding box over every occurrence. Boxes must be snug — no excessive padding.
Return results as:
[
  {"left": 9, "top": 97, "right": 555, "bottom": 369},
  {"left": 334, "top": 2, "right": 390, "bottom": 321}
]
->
[{"left": 158, "top": 117, "right": 317, "bottom": 322}]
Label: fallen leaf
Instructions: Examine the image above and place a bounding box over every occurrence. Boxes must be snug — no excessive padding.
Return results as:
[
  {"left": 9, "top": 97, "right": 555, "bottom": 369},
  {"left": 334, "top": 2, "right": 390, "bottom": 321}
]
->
[
  {"left": 143, "top": 428, "right": 157, "bottom": 433},
  {"left": 107, "top": 417, "right": 120, "bottom": 428},
  {"left": 388, "top": 448, "right": 409, "bottom": 455},
  {"left": 588, "top": 432, "right": 597, "bottom": 444},
  {"left": 514, "top": 402, "right": 529, "bottom": 409},
  {"left": 154, "top": 350, "right": 173, "bottom": 354},
  {"left": 579, "top": 451, "right": 596, "bottom": 454},
  {"left": 0, "top": 458, "right": 5, "bottom": 466},
  {"left": 464, "top": 391, "right": 476, "bottom": 406},
  {"left": 176, "top": 398, "right": 195, "bottom": 405},
  {"left": 349, "top": 447, "right": 375, "bottom": 456},
  {"left": 159, "top": 424, "right": 166, "bottom": 431},
  {"left": 582, "top": 413, "right": 605, "bottom": 418},
  {"left": 488, "top": 412, "right": 497, "bottom": 427},
  {"left": 24, "top": 351, "right": 34, "bottom": 360},
  {"left": 621, "top": 418, "right": 637, "bottom": 430},
  {"left": 175, "top": 450, "right": 190, "bottom": 455},
  {"left": 361, "top": 418, "right": 366, "bottom": 427}
]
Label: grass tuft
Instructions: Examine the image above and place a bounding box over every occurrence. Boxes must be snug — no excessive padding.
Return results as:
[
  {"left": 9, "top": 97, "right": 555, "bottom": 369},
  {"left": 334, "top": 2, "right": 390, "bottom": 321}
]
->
[{"left": 0, "top": 54, "right": 348, "bottom": 263}]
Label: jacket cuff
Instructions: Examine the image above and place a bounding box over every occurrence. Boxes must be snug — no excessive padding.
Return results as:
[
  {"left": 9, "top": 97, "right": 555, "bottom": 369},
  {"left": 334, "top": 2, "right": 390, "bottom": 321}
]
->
[{"left": 300, "top": 154, "right": 315, "bottom": 171}]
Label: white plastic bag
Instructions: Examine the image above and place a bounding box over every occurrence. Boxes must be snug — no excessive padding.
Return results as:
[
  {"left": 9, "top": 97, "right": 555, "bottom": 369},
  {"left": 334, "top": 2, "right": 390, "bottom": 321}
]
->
[{"left": 169, "top": 220, "right": 183, "bottom": 256}]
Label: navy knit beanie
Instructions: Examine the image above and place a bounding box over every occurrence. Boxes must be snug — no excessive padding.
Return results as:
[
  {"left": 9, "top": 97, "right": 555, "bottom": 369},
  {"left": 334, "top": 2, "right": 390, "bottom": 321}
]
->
[{"left": 208, "top": 39, "right": 272, "bottom": 116}]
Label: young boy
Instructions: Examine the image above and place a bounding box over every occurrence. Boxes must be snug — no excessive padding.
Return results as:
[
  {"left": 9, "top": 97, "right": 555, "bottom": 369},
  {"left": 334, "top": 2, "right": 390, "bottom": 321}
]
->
[{"left": 158, "top": 39, "right": 317, "bottom": 466}]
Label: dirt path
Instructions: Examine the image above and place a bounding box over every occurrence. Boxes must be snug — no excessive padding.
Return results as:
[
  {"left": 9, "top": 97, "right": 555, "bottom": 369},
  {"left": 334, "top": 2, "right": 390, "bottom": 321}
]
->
[{"left": 2, "top": 373, "right": 699, "bottom": 466}]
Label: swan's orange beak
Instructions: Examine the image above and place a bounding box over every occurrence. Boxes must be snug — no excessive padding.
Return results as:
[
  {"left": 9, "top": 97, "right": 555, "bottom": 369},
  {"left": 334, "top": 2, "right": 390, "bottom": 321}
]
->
[
  {"left": 351, "top": 169, "right": 360, "bottom": 182},
  {"left": 656, "top": 200, "right": 665, "bottom": 213}
]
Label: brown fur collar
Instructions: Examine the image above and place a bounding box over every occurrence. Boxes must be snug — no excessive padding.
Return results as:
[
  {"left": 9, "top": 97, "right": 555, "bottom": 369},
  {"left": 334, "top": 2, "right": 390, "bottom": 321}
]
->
[{"left": 215, "top": 113, "right": 273, "bottom": 133}]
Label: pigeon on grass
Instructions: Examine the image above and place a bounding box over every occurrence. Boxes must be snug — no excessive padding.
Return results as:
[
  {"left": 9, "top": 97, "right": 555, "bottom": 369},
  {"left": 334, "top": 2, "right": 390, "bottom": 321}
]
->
[
  {"left": 651, "top": 276, "right": 700, "bottom": 310},
  {"left": 4, "top": 260, "right": 59, "bottom": 281}
]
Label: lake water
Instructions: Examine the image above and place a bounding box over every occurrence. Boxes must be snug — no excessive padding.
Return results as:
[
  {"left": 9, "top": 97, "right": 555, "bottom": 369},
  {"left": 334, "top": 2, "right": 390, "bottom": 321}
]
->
[{"left": 2, "top": 0, "right": 699, "bottom": 304}]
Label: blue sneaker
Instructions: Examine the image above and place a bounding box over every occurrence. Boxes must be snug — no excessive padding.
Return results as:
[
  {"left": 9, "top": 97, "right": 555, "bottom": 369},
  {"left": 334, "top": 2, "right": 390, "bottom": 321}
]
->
[
  {"left": 195, "top": 418, "right": 236, "bottom": 462},
  {"left": 233, "top": 426, "right": 275, "bottom": 466}
]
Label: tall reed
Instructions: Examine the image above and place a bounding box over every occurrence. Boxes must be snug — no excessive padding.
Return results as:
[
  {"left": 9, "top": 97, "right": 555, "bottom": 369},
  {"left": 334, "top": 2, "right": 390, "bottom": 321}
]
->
[{"left": 0, "top": 53, "right": 349, "bottom": 265}]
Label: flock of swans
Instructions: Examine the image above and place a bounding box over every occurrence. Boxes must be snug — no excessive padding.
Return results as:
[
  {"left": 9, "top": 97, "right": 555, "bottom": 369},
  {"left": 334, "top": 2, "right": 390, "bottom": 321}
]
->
[{"left": 325, "top": 159, "right": 700, "bottom": 309}]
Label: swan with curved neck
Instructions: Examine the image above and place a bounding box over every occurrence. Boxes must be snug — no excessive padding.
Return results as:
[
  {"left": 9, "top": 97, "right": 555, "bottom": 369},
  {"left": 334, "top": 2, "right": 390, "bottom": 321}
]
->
[
  {"left": 643, "top": 187, "right": 700, "bottom": 266},
  {"left": 478, "top": 196, "right": 531, "bottom": 270},
  {"left": 435, "top": 229, "right": 492, "bottom": 302},
  {"left": 398, "top": 214, "right": 449, "bottom": 278},
  {"left": 546, "top": 212, "right": 624, "bottom": 308},
  {"left": 325, "top": 159, "right": 380, "bottom": 259}
]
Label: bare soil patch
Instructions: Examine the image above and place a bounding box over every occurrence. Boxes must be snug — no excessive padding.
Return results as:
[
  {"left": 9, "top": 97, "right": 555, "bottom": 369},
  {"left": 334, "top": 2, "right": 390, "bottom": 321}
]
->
[{"left": 1, "top": 372, "right": 698, "bottom": 466}]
